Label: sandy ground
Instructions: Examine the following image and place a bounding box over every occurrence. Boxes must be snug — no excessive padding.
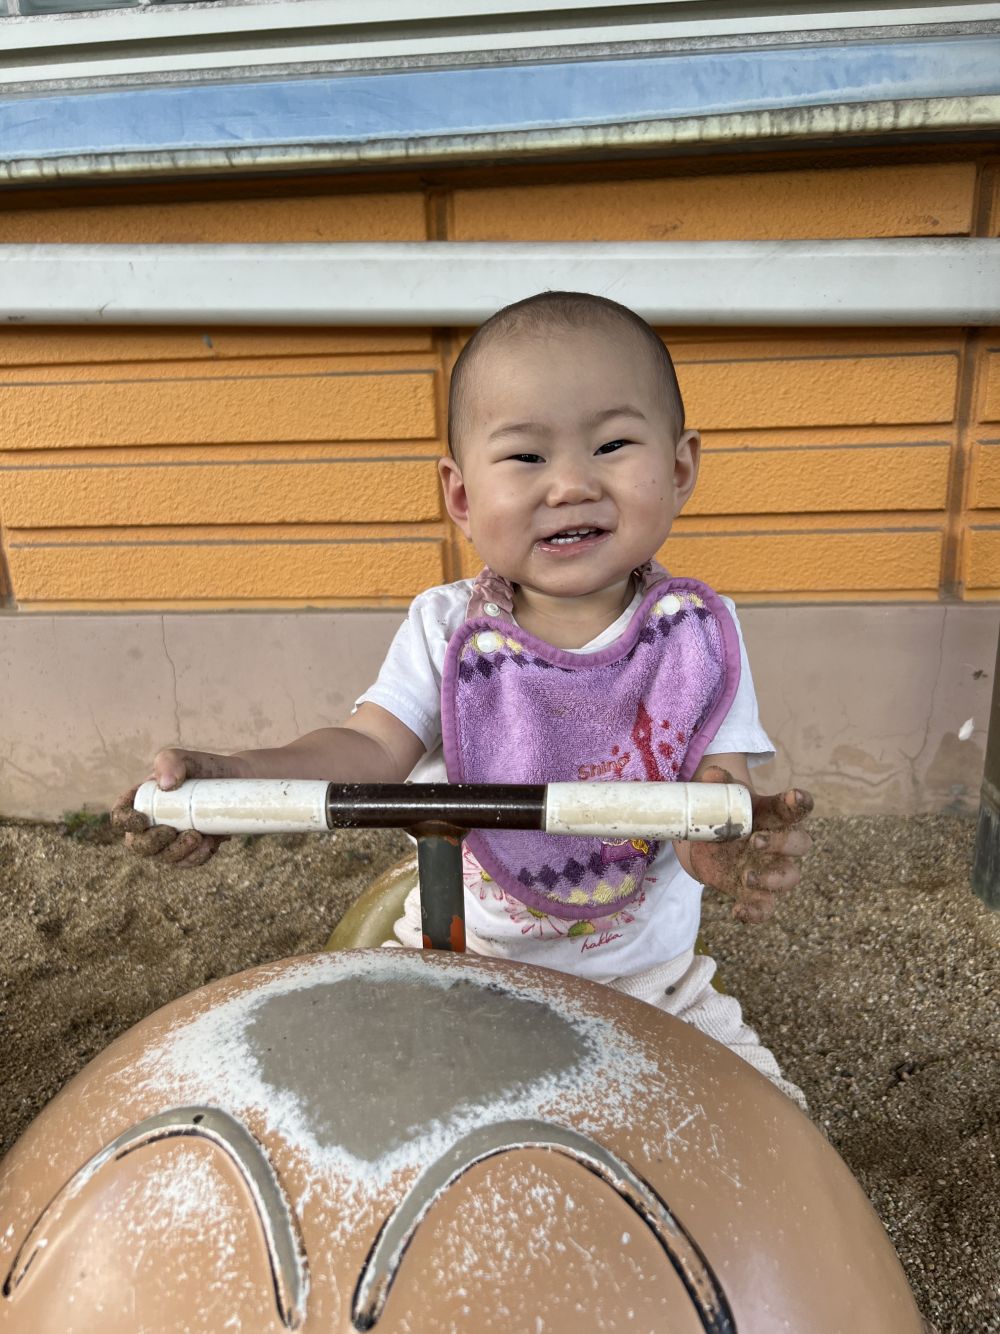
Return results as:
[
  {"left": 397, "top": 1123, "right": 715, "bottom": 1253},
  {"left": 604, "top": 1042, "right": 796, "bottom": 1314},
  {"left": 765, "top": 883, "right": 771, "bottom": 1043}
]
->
[{"left": 1, "top": 811, "right": 997, "bottom": 1332}]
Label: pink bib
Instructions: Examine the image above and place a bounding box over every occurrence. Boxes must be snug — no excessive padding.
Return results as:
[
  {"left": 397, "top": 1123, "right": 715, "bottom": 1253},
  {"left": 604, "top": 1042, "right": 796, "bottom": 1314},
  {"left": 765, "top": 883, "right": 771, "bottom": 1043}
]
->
[{"left": 441, "top": 568, "right": 740, "bottom": 918}]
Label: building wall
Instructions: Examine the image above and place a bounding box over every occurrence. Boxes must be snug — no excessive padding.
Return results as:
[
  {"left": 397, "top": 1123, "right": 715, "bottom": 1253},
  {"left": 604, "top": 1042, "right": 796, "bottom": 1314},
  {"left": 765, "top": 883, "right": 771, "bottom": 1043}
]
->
[{"left": 1, "top": 150, "right": 998, "bottom": 816}]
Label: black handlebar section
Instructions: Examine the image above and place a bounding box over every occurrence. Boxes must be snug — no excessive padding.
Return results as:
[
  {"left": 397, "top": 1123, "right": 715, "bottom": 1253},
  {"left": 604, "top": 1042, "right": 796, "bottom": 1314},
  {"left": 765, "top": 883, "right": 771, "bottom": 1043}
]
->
[{"left": 326, "top": 783, "right": 548, "bottom": 831}]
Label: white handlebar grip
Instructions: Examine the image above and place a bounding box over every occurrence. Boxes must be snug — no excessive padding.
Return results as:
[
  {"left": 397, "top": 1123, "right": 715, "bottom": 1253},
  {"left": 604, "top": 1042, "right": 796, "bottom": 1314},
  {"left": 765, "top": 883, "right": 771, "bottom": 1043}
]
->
[
  {"left": 133, "top": 779, "right": 332, "bottom": 834},
  {"left": 544, "top": 781, "right": 752, "bottom": 841}
]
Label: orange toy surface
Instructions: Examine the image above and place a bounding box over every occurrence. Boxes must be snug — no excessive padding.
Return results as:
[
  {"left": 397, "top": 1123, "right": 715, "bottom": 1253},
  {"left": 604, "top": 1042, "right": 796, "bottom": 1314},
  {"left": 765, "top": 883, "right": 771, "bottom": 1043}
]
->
[{"left": 0, "top": 948, "right": 922, "bottom": 1333}]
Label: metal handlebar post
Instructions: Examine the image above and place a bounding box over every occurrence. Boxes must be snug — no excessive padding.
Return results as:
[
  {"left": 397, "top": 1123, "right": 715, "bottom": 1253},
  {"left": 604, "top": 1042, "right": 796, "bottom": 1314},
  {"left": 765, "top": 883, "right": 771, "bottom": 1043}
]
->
[{"left": 410, "top": 824, "right": 465, "bottom": 952}]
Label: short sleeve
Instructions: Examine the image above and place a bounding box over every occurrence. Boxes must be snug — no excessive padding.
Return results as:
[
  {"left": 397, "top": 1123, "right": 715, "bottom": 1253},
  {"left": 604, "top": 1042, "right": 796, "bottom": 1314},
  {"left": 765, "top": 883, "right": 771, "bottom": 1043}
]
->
[
  {"left": 704, "top": 597, "right": 774, "bottom": 766},
  {"left": 354, "top": 582, "right": 471, "bottom": 752}
]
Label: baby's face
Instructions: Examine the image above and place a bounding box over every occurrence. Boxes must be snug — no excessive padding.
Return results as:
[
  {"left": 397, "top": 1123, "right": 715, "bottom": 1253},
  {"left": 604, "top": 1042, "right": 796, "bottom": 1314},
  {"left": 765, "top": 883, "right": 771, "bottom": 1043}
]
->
[{"left": 440, "top": 325, "right": 699, "bottom": 607}]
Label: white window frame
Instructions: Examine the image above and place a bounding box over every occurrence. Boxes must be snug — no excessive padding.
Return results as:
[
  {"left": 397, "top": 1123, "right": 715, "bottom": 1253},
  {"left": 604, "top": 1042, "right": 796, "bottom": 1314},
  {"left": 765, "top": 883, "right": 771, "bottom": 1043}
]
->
[{"left": 2, "top": 2, "right": 999, "bottom": 85}]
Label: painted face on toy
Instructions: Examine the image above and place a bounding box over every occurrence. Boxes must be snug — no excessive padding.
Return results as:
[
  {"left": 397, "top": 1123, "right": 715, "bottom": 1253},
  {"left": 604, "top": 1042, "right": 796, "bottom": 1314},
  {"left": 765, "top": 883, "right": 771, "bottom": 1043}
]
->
[
  {"left": 440, "top": 325, "right": 699, "bottom": 613},
  {"left": 0, "top": 952, "right": 927, "bottom": 1334}
]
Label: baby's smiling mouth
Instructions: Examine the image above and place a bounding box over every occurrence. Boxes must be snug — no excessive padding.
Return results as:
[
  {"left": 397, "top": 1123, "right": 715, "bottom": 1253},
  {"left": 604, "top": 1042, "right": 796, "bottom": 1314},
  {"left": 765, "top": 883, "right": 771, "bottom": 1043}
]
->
[{"left": 539, "top": 526, "right": 606, "bottom": 546}]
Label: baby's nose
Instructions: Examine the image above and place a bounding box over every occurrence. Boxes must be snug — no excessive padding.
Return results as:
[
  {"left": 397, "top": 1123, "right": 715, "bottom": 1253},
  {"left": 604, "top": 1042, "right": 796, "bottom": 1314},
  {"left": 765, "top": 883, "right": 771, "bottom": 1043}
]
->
[{"left": 547, "top": 460, "right": 601, "bottom": 504}]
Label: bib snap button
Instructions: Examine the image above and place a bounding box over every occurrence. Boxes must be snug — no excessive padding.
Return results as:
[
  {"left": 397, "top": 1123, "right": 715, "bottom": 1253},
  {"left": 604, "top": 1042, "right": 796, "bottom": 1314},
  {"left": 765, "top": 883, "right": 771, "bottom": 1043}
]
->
[{"left": 483, "top": 601, "right": 502, "bottom": 617}]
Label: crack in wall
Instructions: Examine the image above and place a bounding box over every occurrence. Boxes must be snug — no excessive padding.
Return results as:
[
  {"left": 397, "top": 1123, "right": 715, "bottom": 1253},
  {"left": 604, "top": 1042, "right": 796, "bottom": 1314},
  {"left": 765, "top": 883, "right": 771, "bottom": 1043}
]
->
[
  {"left": 87, "top": 705, "right": 113, "bottom": 770},
  {"left": 283, "top": 683, "right": 301, "bottom": 737},
  {"left": 160, "top": 616, "right": 182, "bottom": 745},
  {"left": 899, "top": 610, "right": 949, "bottom": 805},
  {"left": 0, "top": 753, "right": 45, "bottom": 787}
]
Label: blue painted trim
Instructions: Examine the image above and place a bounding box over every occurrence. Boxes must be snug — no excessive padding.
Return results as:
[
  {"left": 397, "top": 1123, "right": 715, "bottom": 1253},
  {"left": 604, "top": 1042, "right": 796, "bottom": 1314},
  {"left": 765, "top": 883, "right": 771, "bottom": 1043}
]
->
[{"left": 2, "top": 35, "right": 999, "bottom": 161}]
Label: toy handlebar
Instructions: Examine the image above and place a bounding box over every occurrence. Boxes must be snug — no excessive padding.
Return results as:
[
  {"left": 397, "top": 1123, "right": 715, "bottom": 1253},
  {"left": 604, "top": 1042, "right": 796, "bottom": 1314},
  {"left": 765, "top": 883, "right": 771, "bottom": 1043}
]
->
[
  {"left": 133, "top": 778, "right": 752, "bottom": 842},
  {"left": 133, "top": 778, "right": 753, "bottom": 953}
]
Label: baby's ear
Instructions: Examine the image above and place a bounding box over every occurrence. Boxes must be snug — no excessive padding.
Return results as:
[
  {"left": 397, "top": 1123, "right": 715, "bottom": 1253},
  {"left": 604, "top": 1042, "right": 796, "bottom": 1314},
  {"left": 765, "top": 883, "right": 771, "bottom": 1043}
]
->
[
  {"left": 438, "top": 455, "right": 473, "bottom": 538},
  {"left": 673, "top": 429, "right": 701, "bottom": 509}
]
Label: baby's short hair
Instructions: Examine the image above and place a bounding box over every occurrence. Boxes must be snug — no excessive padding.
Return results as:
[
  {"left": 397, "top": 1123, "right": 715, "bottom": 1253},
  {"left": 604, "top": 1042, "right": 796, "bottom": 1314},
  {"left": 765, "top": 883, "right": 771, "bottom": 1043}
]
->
[{"left": 448, "top": 290, "right": 685, "bottom": 456}]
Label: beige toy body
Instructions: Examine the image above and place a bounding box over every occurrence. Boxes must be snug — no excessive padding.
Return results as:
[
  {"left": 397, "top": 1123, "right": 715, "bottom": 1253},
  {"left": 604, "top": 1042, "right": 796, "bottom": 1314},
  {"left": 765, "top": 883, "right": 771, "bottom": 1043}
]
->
[{"left": 0, "top": 948, "right": 923, "bottom": 1333}]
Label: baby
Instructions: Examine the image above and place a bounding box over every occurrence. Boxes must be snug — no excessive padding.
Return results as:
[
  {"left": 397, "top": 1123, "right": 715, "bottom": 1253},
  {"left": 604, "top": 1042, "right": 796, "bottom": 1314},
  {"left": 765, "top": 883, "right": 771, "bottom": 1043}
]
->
[{"left": 115, "top": 291, "right": 813, "bottom": 1107}]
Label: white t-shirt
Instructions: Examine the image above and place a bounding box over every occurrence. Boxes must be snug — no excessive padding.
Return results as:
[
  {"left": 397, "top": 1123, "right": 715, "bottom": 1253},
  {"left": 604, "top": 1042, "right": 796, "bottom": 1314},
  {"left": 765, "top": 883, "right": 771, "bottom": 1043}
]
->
[{"left": 356, "top": 579, "right": 773, "bottom": 982}]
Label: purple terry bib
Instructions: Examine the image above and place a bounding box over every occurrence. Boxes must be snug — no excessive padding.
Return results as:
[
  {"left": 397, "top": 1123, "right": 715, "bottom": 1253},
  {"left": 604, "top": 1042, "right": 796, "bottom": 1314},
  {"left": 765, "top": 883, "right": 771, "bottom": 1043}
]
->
[{"left": 441, "top": 565, "right": 741, "bottom": 919}]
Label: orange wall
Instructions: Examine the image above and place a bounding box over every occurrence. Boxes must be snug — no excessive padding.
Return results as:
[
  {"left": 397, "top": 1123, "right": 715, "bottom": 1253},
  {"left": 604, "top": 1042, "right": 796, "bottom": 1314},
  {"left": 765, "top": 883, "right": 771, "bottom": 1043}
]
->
[{"left": 1, "top": 157, "right": 997, "bottom": 608}]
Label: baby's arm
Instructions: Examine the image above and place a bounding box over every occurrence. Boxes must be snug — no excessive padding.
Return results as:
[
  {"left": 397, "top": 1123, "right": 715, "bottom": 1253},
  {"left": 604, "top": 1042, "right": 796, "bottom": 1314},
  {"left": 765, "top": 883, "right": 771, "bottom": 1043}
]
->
[
  {"left": 112, "top": 703, "right": 425, "bottom": 869},
  {"left": 233, "top": 703, "right": 425, "bottom": 784},
  {"left": 673, "top": 752, "right": 813, "bottom": 924}
]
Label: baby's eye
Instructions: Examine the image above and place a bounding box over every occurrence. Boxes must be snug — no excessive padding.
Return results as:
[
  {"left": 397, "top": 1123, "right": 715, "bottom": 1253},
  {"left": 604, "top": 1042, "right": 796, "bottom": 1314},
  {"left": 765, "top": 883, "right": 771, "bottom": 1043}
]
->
[
  {"left": 507, "top": 452, "right": 545, "bottom": 464},
  {"left": 595, "top": 439, "right": 631, "bottom": 455}
]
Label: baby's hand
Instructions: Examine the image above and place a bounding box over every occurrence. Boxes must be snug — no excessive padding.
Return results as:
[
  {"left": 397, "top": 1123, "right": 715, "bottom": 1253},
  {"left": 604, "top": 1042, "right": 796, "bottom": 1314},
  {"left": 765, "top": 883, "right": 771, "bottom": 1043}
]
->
[
  {"left": 111, "top": 748, "right": 246, "bottom": 869},
  {"left": 688, "top": 764, "right": 813, "bottom": 923}
]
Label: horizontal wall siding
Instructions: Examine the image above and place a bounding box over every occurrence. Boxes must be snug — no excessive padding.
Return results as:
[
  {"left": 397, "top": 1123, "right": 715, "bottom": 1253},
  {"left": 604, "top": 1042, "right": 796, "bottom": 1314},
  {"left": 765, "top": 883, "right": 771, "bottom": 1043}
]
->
[
  {"left": 7, "top": 538, "right": 446, "bottom": 603},
  {"left": 0, "top": 460, "right": 442, "bottom": 527},
  {"left": 450, "top": 164, "right": 978, "bottom": 242},
  {"left": 0, "top": 192, "right": 428, "bottom": 244},
  {"left": 691, "top": 446, "right": 950, "bottom": 515},
  {"left": 673, "top": 332, "right": 960, "bottom": 596},
  {"left": 0, "top": 326, "right": 449, "bottom": 607},
  {"left": 693, "top": 354, "right": 956, "bottom": 594},
  {"left": 0, "top": 328, "right": 435, "bottom": 365},
  {"left": 0, "top": 365, "right": 438, "bottom": 449},
  {"left": 0, "top": 158, "right": 996, "bottom": 609},
  {"left": 665, "top": 529, "right": 944, "bottom": 596},
  {"left": 679, "top": 343, "right": 958, "bottom": 430}
]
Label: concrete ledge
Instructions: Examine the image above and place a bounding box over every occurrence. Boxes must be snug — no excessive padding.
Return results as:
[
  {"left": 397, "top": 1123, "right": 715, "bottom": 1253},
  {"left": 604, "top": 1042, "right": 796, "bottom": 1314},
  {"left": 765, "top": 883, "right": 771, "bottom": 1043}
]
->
[{"left": 1, "top": 604, "right": 995, "bottom": 820}]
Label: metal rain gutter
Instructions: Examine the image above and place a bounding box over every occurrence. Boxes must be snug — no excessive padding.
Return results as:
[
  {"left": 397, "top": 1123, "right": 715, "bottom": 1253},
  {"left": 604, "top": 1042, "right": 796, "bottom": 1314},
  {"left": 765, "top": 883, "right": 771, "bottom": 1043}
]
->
[{"left": 3, "top": 240, "right": 999, "bottom": 326}]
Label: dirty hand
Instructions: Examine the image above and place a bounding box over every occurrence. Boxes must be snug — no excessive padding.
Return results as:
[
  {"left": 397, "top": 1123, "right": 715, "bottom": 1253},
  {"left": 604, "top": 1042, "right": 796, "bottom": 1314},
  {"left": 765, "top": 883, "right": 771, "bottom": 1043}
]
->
[
  {"left": 111, "top": 748, "right": 247, "bottom": 869},
  {"left": 688, "top": 764, "right": 813, "bottom": 923}
]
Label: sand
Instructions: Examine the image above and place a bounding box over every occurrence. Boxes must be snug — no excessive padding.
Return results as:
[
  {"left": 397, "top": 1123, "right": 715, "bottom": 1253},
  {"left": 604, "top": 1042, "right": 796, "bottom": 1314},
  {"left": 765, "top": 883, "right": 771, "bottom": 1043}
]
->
[{"left": 1, "top": 811, "right": 997, "bottom": 1332}]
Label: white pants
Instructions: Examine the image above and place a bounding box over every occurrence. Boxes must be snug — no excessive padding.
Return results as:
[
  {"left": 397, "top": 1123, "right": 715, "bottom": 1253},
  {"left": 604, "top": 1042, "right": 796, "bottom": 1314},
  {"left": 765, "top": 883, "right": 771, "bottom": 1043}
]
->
[
  {"left": 390, "top": 885, "right": 808, "bottom": 1112},
  {"left": 608, "top": 949, "right": 809, "bottom": 1111}
]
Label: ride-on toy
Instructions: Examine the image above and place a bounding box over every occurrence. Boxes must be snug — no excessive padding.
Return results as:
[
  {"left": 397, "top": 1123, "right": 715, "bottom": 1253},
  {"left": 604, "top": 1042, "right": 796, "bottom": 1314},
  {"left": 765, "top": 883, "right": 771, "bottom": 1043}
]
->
[{"left": 0, "top": 781, "right": 923, "bottom": 1333}]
